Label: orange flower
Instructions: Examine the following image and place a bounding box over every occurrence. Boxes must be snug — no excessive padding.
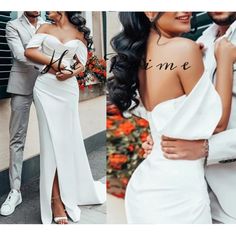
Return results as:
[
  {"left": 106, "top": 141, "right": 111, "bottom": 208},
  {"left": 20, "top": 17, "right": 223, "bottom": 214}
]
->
[
  {"left": 108, "top": 154, "right": 128, "bottom": 170},
  {"left": 99, "top": 58, "right": 106, "bottom": 66},
  {"left": 136, "top": 118, "right": 149, "bottom": 128},
  {"left": 106, "top": 119, "right": 114, "bottom": 129},
  {"left": 118, "top": 120, "right": 135, "bottom": 135},
  {"left": 140, "top": 131, "right": 149, "bottom": 142},
  {"left": 113, "top": 129, "right": 122, "bottom": 137}
]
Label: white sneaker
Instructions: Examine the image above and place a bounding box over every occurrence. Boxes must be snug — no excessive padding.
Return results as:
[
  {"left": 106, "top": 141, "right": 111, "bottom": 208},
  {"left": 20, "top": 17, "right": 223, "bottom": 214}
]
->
[{"left": 0, "top": 189, "right": 22, "bottom": 216}]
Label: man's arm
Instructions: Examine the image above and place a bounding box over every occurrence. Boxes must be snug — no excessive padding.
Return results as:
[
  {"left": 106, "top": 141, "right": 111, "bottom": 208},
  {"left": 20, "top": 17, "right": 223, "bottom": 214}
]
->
[
  {"left": 207, "top": 128, "right": 236, "bottom": 165},
  {"left": 5, "top": 21, "right": 43, "bottom": 69}
]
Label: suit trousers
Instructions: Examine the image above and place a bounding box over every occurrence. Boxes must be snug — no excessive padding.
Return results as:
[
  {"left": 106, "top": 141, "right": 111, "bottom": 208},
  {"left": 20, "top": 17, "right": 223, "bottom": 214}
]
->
[{"left": 9, "top": 93, "right": 33, "bottom": 190}]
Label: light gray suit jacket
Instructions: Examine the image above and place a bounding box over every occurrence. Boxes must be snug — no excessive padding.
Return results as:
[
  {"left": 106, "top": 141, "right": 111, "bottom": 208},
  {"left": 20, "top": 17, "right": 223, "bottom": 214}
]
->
[{"left": 6, "top": 14, "right": 44, "bottom": 95}]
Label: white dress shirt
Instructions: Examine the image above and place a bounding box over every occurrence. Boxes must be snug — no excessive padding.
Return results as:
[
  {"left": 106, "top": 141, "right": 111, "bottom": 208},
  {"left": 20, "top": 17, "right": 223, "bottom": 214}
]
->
[{"left": 22, "top": 13, "right": 46, "bottom": 71}]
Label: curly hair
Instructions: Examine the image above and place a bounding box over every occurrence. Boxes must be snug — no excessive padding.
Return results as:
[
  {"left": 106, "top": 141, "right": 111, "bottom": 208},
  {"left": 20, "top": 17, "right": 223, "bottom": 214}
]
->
[{"left": 108, "top": 12, "right": 164, "bottom": 112}]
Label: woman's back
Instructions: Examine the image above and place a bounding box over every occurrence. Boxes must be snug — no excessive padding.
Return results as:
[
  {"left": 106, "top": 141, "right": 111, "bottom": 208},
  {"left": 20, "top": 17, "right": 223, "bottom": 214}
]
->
[{"left": 138, "top": 32, "right": 204, "bottom": 112}]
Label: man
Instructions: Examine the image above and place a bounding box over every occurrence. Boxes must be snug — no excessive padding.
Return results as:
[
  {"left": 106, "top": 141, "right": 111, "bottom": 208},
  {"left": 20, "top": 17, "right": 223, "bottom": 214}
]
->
[
  {"left": 0, "top": 12, "right": 45, "bottom": 216},
  {"left": 142, "top": 12, "right": 236, "bottom": 223}
]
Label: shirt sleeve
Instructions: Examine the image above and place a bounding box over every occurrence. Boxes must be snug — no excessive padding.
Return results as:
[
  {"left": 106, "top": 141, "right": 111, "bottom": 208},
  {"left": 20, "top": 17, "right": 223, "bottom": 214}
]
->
[{"left": 207, "top": 129, "right": 236, "bottom": 165}]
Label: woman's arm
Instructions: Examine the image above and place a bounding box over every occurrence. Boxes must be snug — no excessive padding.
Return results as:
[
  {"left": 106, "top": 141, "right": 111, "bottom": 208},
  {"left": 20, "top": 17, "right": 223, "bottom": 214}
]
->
[
  {"left": 177, "top": 38, "right": 235, "bottom": 134},
  {"left": 24, "top": 24, "right": 64, "bottom": 72},
  {"left": 176, "top": 38, "right": 205, "bottom": 95},
  {"left": 214, "top": 38, "right": 235, "bottom": 133},
  {"left": 56, "top": 63, "right": 85, "bottom": 81}
]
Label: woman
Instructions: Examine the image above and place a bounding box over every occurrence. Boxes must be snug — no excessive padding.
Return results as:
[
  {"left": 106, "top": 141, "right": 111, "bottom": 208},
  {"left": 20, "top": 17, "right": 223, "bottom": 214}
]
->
[
  {"left": 109, "top": 12, "right": 235, "bottom": 223},
  {"left": 25, "top": 11, "right": 106, "bottom": 224}
]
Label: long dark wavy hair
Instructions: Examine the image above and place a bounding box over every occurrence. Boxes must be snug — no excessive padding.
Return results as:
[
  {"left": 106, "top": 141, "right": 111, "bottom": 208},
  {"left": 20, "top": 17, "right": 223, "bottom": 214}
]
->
[
  {"left": 56, "top": 11, "right": 93, "bottom": 49},
  {"left": 108, "top": 12, "right": 164, "bottom": 112}
]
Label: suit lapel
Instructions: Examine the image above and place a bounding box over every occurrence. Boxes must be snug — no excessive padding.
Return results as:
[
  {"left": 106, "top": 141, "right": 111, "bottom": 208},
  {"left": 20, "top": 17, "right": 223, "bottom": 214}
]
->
[{"left": 19, "top": 14, "right": 34, "bottom": 38}]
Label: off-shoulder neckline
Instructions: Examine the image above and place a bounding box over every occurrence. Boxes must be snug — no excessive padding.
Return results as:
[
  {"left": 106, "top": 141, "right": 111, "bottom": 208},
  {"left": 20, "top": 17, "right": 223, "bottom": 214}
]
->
[{"left": 36, "top": 33, "right": 87, "bottom": 49}]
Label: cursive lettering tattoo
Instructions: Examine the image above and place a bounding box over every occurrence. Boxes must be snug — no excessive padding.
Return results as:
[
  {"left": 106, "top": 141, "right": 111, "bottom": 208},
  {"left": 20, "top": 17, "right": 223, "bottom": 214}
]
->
[
  {"left": 41, "top": 50, "right": 74, "bottom": 75},
  {"left": 143, "top": 59, "right": 190, "bottom": 71},
  {"left": 105, "top": 52, "right": 192, "bottom": 72},
  {"left": 181, "top": 62, "right": 191, "bottom": 70}
]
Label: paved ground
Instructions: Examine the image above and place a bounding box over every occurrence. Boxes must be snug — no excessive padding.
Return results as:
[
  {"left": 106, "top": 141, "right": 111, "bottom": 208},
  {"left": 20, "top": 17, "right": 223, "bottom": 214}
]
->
[{"left": 0, "top": 146, "right": 106, "bottom": 224}]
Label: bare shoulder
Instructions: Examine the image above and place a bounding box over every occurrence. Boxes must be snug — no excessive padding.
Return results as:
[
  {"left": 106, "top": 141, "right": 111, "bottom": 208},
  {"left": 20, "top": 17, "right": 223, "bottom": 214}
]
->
[
  {"left": 169, "top": 37, "right": 201, "bottom": 57},
  {"left": 36, "top": 23, "right": 53, "bottom": 34},
  {"left": 165, "top": 37, "right": 203, "bottom": 70}
]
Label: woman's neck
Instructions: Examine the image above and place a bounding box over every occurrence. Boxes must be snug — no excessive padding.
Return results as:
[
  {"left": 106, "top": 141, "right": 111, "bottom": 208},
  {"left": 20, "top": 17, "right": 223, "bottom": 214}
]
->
[
  {"left": 54, "top": 14, "right": 70, "bottom": 29},
  {"left": 149, "top": 28, "right": 179, "bottom": 45}
]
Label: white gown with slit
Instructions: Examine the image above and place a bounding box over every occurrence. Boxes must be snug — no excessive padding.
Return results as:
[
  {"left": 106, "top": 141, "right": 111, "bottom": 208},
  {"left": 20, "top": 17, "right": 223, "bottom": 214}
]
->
[
  {"left": 26, "top": 33, "right": 106, "bottom": 224},
  {"left": 125, "top": 70, "right": 222, "bottom": 224}
]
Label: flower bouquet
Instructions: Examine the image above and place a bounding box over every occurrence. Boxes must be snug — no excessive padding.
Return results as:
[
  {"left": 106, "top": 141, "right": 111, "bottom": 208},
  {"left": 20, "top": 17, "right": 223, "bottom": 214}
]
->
[{"left": 77, "top": 50, "right": 106, "bottom": 91}]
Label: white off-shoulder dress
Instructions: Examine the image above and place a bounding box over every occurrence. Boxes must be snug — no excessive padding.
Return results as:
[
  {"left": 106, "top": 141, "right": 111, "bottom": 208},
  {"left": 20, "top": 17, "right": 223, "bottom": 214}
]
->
[
  {"left": 26, "top": 33, "right": 106, "bottom": 224},
  {"left": 125, "top": 70, "right": 222, "bottom": 224}
]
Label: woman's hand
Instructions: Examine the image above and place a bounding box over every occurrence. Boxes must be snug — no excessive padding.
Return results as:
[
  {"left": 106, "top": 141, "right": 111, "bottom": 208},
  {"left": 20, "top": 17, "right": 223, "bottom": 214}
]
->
[
  {"left": 51, "top": 61, "right": 66, "bottom": 72},
  {"left": 142, "top": 135, "right": 154, "bottom": 158},
  {"left": 215, "top": 37, "right": 236, "bottom": 64},
  {"left": 56, "top": 70, "right": 74, "bottom": 81},
  {"left": 161, "top": 136, "right": 206, "bottom": 160},
  {"left": 55, "top": 63, "right": 85, "bottom": 81},
  {"left": 72, "top": 63, "right": 85, "bottom": 76}
]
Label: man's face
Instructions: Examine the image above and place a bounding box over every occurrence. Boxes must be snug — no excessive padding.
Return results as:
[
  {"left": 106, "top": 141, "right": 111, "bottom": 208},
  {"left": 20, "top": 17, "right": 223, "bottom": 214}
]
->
[
  {"left": 24, "top": 11, "right": 41, "bottom": 18},
  {"left": 208, "top": 12, "right": 236, "bottom": 26}
]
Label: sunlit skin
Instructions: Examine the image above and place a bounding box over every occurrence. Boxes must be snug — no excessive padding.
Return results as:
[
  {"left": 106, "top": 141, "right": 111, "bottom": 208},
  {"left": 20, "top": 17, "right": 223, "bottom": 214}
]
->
[
  {"left": 139, "top": 12, "right": 194, "bottom": 112},
  {"left": 141, "top": 12, "right": 236, "bottom": 160},
  {"left": 25, "top": 11, "right": 86, "bottom": 224},
  {"left": 152, "top": 12, "right": 192, "bottom": 38}
]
